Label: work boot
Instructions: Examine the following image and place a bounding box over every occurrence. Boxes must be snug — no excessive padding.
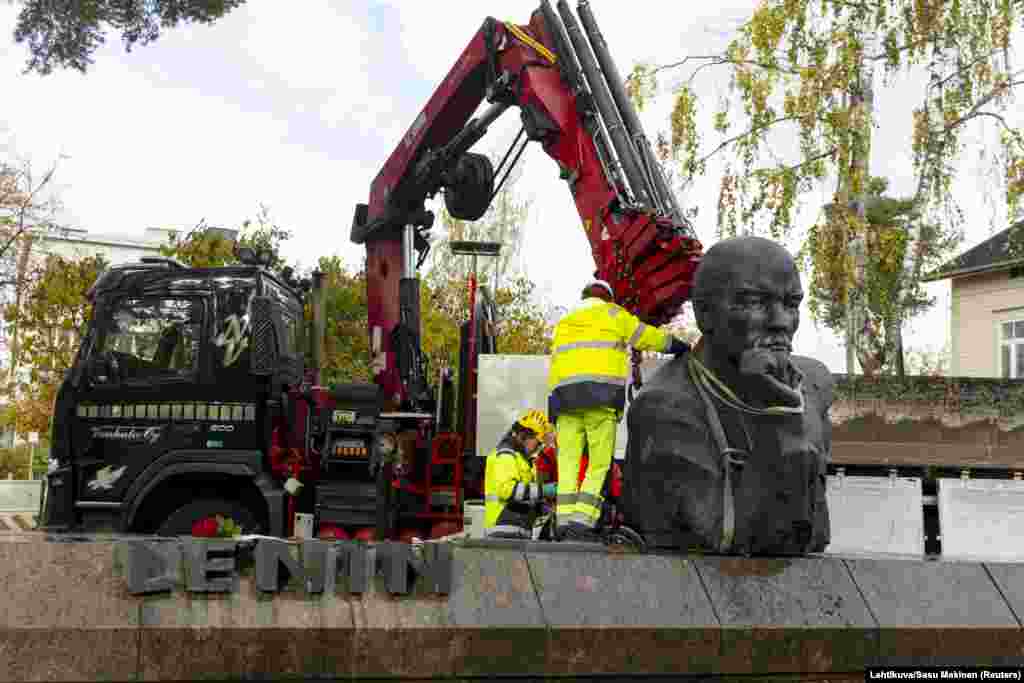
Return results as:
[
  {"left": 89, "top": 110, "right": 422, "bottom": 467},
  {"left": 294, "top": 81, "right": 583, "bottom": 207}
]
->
[{"left": 557, "top": 522, "right": 602, "bottom": 543}]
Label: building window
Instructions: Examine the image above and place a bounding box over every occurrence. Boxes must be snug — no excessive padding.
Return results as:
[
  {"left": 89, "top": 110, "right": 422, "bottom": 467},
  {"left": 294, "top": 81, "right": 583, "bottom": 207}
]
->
[{"left": 1000, "top": 320, "right": 1024, "bottom": 378}]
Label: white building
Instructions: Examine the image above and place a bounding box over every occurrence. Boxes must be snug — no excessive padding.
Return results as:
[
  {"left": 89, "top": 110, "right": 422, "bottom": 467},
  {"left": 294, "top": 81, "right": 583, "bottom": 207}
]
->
[{"left": 36, "top": 226, "right": 172, "bottom": 264}]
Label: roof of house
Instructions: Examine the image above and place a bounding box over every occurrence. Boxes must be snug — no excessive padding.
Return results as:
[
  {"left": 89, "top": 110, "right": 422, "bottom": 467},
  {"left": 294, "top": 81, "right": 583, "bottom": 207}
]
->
[{"left": 923, "top": 220, "right": 1024, "bottom": 282}]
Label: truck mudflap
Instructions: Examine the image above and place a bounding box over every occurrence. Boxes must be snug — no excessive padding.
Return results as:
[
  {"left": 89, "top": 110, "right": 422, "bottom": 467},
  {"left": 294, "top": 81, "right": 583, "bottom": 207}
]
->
[{"left": 40, "top": 466, "right": 76, "bottom": 530}]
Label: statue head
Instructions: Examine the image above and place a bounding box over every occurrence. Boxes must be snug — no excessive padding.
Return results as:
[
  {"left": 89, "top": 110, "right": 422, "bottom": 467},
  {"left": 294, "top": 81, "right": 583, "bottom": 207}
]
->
[{"left": 691, "top": 236, "right": 804, "bottom": 403}]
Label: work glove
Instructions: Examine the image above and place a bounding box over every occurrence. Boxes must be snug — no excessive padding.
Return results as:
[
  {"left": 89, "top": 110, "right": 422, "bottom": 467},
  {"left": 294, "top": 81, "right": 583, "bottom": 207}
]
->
[
  {"left": 667, "top": 337, "right": 691, "bottom": 356},
  {"left": 542, "top": 482, "right": 557, "bottom": 498}
]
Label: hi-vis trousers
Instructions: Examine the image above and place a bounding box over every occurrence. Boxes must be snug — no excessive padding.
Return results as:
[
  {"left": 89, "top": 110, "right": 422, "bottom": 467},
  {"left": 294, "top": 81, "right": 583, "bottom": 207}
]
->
[{"left": 555, "top": 406, "right": 618, "bottom": 530}]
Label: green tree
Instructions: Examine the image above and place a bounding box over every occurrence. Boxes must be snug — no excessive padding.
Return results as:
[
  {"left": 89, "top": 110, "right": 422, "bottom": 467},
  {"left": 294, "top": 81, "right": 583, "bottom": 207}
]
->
[
  {"left": 418, "top": 273, "right": 554, "bottom": 400},
  {"left": 803, "top": 177, "right": 959, "bottom": 376},
  {"left": 159, "top": 204, "right": 292, "bottom": 269},
  {"left": 0, "top": 443, "right": 49, "bottom": 480},
  {"left": 630, "top": 0, "right": 1023, "bottom": 372},
  {"left": 314, "top": 255, "right": 372, "bottom": 385},
  {"left": 11, "top": 0, "right": 246, "bottom": 75},
  {"left": 1, "top": 253, "right": 107, "bottom": 438},
  {"left": 422, "top": 152, "right": 553, "bottom": 376}
]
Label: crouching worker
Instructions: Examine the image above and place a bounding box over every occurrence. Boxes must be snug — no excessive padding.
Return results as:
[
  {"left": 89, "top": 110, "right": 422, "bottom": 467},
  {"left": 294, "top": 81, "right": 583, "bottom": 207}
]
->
[{"left": 484, "top": 409, "right": 558, "bottom": 539}]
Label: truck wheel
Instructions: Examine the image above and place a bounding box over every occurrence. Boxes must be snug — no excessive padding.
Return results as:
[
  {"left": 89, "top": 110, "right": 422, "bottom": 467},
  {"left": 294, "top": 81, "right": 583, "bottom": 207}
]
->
[{"left": 155, "top": 498, "right": 264, "bottom": 537}]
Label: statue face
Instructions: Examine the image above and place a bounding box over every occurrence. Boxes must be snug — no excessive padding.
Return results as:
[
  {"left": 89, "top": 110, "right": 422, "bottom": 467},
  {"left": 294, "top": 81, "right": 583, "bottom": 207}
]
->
[{"left": 703, "top": 249, "right": 803, "bottom": 365}]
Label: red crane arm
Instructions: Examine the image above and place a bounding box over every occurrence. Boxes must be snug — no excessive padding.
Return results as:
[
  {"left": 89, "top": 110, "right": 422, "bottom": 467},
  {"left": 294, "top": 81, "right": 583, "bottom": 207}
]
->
[{"left": 352, "top": 4, "right": 702, "bottom": 406}]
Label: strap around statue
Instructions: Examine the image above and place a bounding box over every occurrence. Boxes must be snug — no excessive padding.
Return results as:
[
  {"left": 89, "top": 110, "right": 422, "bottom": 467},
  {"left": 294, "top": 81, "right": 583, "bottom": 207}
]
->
[{"left": 686, "top": 353, "right": 744, "bottom": 554}]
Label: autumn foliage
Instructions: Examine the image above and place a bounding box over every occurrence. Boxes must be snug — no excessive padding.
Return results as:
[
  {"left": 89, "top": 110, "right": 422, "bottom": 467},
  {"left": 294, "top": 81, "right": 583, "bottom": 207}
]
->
[{"left": 1, "top": 253, "right": 107, "bottom": 438}]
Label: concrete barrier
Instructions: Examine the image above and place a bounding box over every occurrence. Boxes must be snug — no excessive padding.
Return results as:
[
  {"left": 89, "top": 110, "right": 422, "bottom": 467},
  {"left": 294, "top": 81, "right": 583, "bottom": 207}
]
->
[
  {"left": 1, "top": 535, "right": 1022, "bottom": 681},
  {"left": 0, "top": 480, "right": 42, "bottom": 513}
]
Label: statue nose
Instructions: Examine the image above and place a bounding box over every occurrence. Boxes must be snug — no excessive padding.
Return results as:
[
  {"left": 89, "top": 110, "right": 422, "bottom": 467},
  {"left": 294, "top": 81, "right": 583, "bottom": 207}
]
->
[{"left": 765, "top": 301, "right": 795, "bottom": 329}]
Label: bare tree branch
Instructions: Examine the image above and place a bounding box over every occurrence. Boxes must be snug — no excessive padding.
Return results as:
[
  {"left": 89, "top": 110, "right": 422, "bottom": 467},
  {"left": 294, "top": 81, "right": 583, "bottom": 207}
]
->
[
  {"left": 649, "top": 54, "right": 802, "bottom": 82},
  {"left": 693, "top": 114, "right": 808, "bottom": 169}
]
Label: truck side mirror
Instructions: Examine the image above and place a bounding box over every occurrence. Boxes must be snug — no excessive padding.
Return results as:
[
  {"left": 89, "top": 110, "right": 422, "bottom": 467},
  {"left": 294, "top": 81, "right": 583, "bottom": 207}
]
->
[{"left": 250, "top": 296, "right": 279, "bottom": 376}]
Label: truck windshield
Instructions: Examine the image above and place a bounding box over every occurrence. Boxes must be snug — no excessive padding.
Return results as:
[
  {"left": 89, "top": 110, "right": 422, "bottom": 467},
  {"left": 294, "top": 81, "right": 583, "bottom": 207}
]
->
[{"left": 96, "top": 297, "right": 201, "bottom": 380}]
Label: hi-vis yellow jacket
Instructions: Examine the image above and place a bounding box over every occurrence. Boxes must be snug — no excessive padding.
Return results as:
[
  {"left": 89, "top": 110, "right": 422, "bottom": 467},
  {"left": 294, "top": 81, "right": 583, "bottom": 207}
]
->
[
  {"left": 484, "top": 434, "right": 540, "bottom": 537},
  {"left": 547, "top": 297, "right": 672, "bottom": 421}
]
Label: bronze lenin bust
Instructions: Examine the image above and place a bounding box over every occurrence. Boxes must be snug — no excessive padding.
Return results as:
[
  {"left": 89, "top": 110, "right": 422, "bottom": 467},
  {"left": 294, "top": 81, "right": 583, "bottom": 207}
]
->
[{"left": 622, "top": 236, "right": 834, "bottom": 555}]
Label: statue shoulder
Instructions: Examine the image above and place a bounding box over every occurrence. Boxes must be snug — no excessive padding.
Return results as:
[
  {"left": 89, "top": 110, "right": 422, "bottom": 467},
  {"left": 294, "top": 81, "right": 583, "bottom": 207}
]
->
[
  {"left": 643, "top": 354, "right": 693, "bottom": 392},
  {"left": 793, "top": 355, "right": 835, "bottom": 404},
  {"left": 629, "top": 356, "right": 704, "bottom": 424}
]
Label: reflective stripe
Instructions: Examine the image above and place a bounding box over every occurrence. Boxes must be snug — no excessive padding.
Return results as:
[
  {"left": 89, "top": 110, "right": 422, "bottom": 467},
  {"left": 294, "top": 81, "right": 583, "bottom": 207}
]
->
[
  {"left": 559, "top": 513, "right": 593, "bottom": 527},
  {"left": 576, "top": 506, "right": 600, "bottom": 523},
  {"left": 556, "top": 494, "right": 578, "bottom": 505},
  {"left": 607, "top": 306, "right": 620, "bottom": 317},
  {"left": 512, "top": 482, "right": 540, "bottom": 502},
  {"left": 494, "top": 449, "right": 518, "bottom": 458},
  {"left": 576, "top": 491, "right": 603, "bottom": 509},
  {"left": 552, "top": 340, "right": 625, "bottom": 356},
  {"left": 486, "top": 525, "right": 530, "bottom": 538},
  {"left": 551, "top": 374, "right": 627, "bottom": 391},
  {"left": 628, "top": 322, "right": 648, "bottom": 347},
  {"left": 485, "top": 495, "right": 502, "bottom": 502}
]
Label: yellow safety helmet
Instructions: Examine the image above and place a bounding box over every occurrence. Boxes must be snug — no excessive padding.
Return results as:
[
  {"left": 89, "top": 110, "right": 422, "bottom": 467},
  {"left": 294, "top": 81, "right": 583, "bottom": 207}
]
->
[{"left": 515, "top": 409, "right": 552, "bottom": 438}]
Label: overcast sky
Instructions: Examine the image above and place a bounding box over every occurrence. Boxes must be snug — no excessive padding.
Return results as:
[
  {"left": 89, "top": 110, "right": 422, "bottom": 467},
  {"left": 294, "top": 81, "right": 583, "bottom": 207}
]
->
[{"left": 1, "top": 0, "right": 1019, "bottom": 373}]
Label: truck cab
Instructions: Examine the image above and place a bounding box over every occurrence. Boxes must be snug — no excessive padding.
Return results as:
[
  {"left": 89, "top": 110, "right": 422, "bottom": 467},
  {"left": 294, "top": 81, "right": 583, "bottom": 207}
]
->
[{"left": 42, "top": 256, "right": 306, "bottom": 536}]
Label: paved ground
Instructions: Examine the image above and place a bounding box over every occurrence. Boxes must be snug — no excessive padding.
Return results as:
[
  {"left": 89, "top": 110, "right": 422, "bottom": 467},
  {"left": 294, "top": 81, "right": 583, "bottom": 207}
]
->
[{"left": 0, "top": 513, "right": 38, "bottom": 532}]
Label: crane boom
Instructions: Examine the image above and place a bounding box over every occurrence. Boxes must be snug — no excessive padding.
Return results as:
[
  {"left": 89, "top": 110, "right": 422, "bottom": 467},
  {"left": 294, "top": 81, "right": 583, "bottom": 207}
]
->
[{"left": 352, "top": 1, "right": 702, "bottom": 408}]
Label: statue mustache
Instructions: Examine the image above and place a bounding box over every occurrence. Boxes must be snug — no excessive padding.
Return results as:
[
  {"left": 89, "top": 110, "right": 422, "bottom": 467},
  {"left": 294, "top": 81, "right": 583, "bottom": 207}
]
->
[{"left": 753, "top": 339, "right": 793, "bottom": 351}]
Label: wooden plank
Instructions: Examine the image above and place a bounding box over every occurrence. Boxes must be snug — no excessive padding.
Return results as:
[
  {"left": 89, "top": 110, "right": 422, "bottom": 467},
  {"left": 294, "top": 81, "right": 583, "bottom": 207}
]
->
[{"left": 831, "top": 441, "right": 1024, "bottom": 471}]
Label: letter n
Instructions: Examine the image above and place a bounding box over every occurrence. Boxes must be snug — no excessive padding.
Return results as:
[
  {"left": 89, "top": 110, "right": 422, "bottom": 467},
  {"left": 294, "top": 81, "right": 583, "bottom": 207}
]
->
[
  {"left": 125, "top": 540, "right": 182, "bottom": 595},
  {"left": 255, "top": 539, "right": 305, "bottom": 592}
]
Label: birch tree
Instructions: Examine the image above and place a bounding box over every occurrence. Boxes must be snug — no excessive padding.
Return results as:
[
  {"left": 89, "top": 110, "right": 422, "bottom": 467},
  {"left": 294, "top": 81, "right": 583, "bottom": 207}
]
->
[{"left": 630, "top": 0, "right": 1024, "bottom": 374}]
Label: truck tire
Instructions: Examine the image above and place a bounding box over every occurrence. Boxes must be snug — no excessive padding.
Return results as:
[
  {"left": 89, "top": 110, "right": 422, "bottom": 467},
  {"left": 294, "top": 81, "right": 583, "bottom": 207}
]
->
[{"left": 156, "top": 498, "right": 265, "bottom": 537}]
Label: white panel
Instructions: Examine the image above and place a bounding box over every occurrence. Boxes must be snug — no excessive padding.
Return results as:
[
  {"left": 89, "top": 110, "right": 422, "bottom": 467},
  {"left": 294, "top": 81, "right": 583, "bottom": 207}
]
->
[
  {"left": 824, "top": 475, "right": 924, "bottom": 556},
  {"left": 475, "top": 355, "right": 670, "bottom": 460},
  {"left": 476, "top": 355, "right": 551, "bottom": 458},
  {"left": 938, "top": 478, "right": 1024, "bottom": 561}
]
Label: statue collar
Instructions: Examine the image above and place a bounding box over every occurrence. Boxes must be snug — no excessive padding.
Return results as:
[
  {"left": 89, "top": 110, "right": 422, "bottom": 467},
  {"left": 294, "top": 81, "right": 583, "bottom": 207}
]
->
[{"left": 688, "top": 350, "right": 806, "bottom": 416}]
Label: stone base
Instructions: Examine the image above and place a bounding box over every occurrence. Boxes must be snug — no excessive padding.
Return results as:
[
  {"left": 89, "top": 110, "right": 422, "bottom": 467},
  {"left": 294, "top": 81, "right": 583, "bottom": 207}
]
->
[{"left": 1, "top": 536, "right": 1022, "bottom": 680}]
